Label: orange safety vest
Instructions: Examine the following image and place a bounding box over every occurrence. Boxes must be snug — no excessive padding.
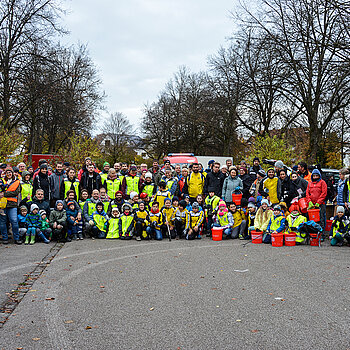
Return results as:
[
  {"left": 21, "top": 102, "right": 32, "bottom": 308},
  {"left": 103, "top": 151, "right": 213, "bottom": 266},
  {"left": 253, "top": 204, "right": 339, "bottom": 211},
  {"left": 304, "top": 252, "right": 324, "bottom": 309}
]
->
[{"left": 5, "top": 179, "right": 20, "bottom": 204}]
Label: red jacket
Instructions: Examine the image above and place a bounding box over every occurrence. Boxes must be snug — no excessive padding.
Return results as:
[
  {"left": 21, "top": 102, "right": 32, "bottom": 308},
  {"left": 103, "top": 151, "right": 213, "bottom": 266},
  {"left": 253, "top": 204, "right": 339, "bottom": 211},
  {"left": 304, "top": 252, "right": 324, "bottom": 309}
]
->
[{"left": 306, "top": 179, "right": 327, "bottom": 205}]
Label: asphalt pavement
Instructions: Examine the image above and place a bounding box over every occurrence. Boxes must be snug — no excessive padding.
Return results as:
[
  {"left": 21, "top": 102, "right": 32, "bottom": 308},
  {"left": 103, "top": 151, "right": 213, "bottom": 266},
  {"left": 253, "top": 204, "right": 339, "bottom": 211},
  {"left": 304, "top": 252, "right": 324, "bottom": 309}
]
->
[{"left": 1, "top": 238, "right": 350, "bottom": 350}]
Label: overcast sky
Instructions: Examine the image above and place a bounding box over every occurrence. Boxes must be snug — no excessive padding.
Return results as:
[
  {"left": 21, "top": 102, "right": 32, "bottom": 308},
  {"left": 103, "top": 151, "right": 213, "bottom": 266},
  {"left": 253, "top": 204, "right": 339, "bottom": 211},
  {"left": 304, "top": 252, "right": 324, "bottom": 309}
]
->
[{"left": 63, "top": 0, "right": 239, "bottom": 131}]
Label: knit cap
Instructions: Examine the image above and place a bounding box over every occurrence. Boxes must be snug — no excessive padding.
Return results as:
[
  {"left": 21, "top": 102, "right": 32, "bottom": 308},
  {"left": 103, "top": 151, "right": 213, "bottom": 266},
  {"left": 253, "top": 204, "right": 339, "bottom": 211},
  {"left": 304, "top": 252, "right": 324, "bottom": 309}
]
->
[
  {"left": 30, "top": 204, "right": 39, "bottom": 212},
  {"left": 337, "top": 206, "right": 345, "bottom": 214}
]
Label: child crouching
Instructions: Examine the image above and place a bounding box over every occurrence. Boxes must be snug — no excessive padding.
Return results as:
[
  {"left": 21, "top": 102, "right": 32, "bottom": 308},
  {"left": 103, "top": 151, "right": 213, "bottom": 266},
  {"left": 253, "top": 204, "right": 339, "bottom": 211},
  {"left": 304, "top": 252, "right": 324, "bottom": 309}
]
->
[
  {"left": 66, "top": 201, "right": 83, "bottom": 241},
  {"left": 26, "top": 204, "right": 49, "bottom": 244},
  {"left": 330, "top": 206, "right": 350, "bottom": 246}
]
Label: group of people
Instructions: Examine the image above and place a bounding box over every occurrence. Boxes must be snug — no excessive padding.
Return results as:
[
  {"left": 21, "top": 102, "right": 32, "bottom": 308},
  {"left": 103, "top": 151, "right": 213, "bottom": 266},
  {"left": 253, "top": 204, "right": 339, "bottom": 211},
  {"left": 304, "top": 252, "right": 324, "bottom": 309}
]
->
[{"left": 0, "top": 156, "right": 349, "bottom": 247}]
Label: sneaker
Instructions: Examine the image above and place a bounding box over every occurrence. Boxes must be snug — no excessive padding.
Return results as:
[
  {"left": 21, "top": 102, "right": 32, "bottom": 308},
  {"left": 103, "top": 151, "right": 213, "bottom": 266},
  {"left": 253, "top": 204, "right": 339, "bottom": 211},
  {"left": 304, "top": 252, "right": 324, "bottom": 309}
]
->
[
  {"left": 136, "top": 236, "right": 141, "bottom": 241},
  {"left": 78, "top": 234, "right": 83, "bottom": 240},
  {"left": 15, "top": 240, "right": 22, "bottom": 245},
  {"left": 72, "top": 234, "right": 77, "bottom": 240},
  {"left": 239, "top": 234, "right": 244, "bottom": 240},
  {"left": 2, "top": 240, "right": 8, "bottom": 244}
]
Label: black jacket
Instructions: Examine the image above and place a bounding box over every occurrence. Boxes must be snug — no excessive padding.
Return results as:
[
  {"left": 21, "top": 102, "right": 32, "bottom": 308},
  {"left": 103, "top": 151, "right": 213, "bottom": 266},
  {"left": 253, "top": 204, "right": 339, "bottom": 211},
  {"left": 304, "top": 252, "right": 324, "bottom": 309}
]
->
[
  {"left": 32, "top": 172, "right": 51, "bottom": 200},
  {"left": 203, "top": 171, "right": 225, "bottom": 197},
  {"left": 79, "top": 172, "right": 102, "bottom": 197},
  {"left": 26, "top": 196, "right": 51, "bottom": 216},
  {"left": 277, "top": 177, "right": 294, "bottom": 206}
]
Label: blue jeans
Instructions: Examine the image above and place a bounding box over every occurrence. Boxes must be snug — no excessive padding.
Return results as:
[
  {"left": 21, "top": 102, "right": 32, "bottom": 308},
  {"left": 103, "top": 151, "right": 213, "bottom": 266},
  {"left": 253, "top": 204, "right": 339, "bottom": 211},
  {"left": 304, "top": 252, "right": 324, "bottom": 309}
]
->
[
  {"left": 146, "top": 227, "right": 162, "bottom": 240},
  {"left": 0, "top": 207, "right": 19, "bottom": 241}
]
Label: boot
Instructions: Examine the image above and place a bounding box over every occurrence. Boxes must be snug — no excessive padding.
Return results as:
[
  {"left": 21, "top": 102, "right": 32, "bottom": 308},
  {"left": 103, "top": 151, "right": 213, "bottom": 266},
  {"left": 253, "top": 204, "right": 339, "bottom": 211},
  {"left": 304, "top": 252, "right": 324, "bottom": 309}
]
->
[
  {"left": 72, "top": 234, "right": 77, "bottom": 240},
  {"left": 38, "top": 232, "right": 50, "bottom": 244},
  {"left": 25, "top": 236, "right": 30, "bottom": 245},
  {"left": 30, "top": 235, "right": 35, "bottom": 245}
]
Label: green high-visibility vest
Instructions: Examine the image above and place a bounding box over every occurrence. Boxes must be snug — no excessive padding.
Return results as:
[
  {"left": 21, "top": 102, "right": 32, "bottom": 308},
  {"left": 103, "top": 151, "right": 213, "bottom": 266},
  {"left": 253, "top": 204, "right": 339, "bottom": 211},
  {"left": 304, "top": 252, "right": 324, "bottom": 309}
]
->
[
  {"left": 79, "top": 200, "right": 86, "bottom": 211},
  {"left": 143, "top": 184, "right": 155, "bottom": 197},
  {"left": 120, "top": 215, "right": 134, "bottom": 236},
  {"left": 92, "top": 213, "right": 107, "bottom": 232},
  {"left": 64, "top": 179, "right": 80, "bottom": 200},
  {"left": 21, "top": 182, "right": 33, "bottom": 202},
  {"left": 106, "top": 218, "right": 120, "bottom": 239},
  {"left": 126, "top": 176, "right": 140, "bottom": 195},
  {"left": 87, "top": 202, "right": 96, "bottom": 216},
  {"left": 218, "top": 213, "right": 229, "bottom": 226},
  {"left": 100, "top": 173, "right": 108, "bottom": 185},
  {"left": 270, "top": 215, "right": 284, "bottom": 232},
  {"left": 106, "top": 178, "right": 121, "bottom": 199}
]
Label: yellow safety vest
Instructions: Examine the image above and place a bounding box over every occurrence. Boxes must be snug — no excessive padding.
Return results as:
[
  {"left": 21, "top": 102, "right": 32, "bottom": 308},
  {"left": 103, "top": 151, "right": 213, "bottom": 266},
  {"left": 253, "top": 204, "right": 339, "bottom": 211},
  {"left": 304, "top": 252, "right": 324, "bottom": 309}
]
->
[
  {"left": 106, "top": 217, "right": 120, "bottom": 239},
  {"left": 106, "top": 178, "right": 121, "bottom": 199},
  {"left": 21, "top": 182, "right": 33, "bottom": 202},
  {"left": 101, "top": 200, "right": 110, "bottom": 213},
  {"left": 143, "top": 184, "right": 155, "bottom": 197},
  {"left": 217, "top": 212, "right": 229, "bottom": 226},
  {"left": 100, "top": 173, "right": 108, "bottom": 185},
  {"left": 205, "top": 195, "right": 220, "bottom": 217},
  {"left": 87, "top": 202, "right": 96, "bottom": 216},
  {"left": 92, "top": 212, "right": 107, "bottom": 232},
  {"left": 286, "top": 215, "right": 307, "bottom": 234},
  {"left": 120, "top": 214, "right": 134, "bottom": 236},
  {"left": 161, "top": 207, "right": 175, "bottom": 224},
  {"left": 126, "top": 176, "right": 140, "bottom": 195},
  {"left": 64, "top": 179, "right": 80, "bottom": 200},
  {"left": 79, "top": 200, "right": 86, "bottom": 211},
  {"left": 270, "top": 215, "right": 285, "bottom": 232}
]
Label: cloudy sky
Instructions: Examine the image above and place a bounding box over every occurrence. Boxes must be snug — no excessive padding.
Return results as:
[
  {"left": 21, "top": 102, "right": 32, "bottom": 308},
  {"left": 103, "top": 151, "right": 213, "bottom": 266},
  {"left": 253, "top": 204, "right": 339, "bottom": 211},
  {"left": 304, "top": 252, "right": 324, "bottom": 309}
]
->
[{"left": 62, "top": 0, "right": 239, "bottom": 131}]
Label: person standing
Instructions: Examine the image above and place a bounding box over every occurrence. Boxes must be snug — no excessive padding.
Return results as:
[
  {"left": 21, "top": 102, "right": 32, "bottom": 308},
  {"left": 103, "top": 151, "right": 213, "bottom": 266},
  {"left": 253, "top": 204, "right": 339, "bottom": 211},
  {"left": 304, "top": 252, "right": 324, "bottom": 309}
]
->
[
  {"left": 49, "top": 162, "right": 66, "bottom": 206},
  {"left": 183, "top": 163, "right": 205, "bottom": 203},
  {"left": 80, "top": 164, "right": 102, "bottom": 197},
  {"left": 0, "top": 167, "right": 21, "bottom": 244},
  {"left": 32, "top": 164, "right": 51, "bottom": 202},
  {"left": 222, "top": 167, "right": 243, "bottom": 203},
  {"left": 203, "top": 162, "right": 225, "bottom": 198}
]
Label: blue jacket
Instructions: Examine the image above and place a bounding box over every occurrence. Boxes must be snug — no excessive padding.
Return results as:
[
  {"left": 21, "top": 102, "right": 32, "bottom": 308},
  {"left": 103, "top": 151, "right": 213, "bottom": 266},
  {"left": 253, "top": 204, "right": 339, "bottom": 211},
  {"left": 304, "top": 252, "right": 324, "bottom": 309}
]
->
[
  {"left": 66, "top": 208, "right": 79, "bottom": 226},
  {"left": 26, "top": 213, "right": 42, "bottom": 228},
  {"left": 337, "top": 178, "right": 346, "bottom": 206},
  {"left": 18, "top": 214, "right": 28, "bottom": 228}
]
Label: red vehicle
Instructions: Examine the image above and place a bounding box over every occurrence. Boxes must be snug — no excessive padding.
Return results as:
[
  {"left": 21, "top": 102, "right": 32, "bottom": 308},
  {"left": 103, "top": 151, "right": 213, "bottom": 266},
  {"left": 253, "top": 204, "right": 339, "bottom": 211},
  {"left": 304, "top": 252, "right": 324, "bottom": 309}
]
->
[
  {"left": 163, "top": 153, "right": 198, "bottom": 168},
  {"left": 23, "top": 154, "right": 63, "bottom": 170}
]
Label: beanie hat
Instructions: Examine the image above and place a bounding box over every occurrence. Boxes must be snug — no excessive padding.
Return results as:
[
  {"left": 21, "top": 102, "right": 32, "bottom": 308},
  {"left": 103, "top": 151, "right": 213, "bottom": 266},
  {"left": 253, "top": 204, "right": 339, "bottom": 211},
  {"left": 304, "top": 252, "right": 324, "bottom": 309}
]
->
[
  {"left": 140, "top": 192, "right": 148, "bottom": 199},
  {"left": 337, "top": 206, "right": 345, "bottom": 214},
  {"left": 192, "top": 202, "right": 199, "bottom": 209},
  {"left": 208, "top": 160, "right": 215, "bottom": 166},
  {"left": 253, "top": 157, "right": 260, "bottom": 162},
  {"left": 40, "top": 164, "right": 48, "bottom": 170},
  {"left": 122, "top": 203, "right": 132, "bottom": 212},
  {"left": 261, "top": 199, "right": 269, "bottom": 205},
  {"left": 145, "top": 172, "right": 153, "bottom": 179},
  {"left": 129, "top": 191, "right": 138, "bottom": 200},
  {"left": 30, "top": 204, "right": 39, "bottom": 212},
  {"left": 55, "top": 200, "right": 64, "bottom": 208},
  {"left": 247, "top": 202, "right": 256, "bottom": 209},
  {"left": 22, "top": 170, "right": 30, "bottom": 178},
  {"left": 19, "top": 205, "right": 28, "bottom": 212},
  {"left": 103, "top": 162, "right": 110, "bottom": 167},
  {"left": 273, "top": 205, "right": 281, "bottom": 211},
  {"left": 275, "top": 160, "right": 284, "bottom": 169},
  {"left": 39, "top": 209, "right": 46, "bottom": 216},
  {"left": 116, "top": 191, "right": 123, "bottom": 196},
  {"left": 258, "top": 169, "right": 266, "bottom": 177},
  {"left": 67, "top": 201, "right": 75, "bottom": 207},
  {"left": 248, "top": 197, "right": 255, "bottom": 203},
  {"left": 111, "top": 207, "right": 119, "bottom": 213}
]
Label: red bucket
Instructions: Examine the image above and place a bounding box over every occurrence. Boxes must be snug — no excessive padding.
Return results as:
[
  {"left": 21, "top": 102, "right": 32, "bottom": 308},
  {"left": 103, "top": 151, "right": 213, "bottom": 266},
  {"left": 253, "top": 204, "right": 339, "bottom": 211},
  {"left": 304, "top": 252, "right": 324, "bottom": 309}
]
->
[
  {"left": 232, "top": 193, "right": 243, "bottom": 206},
  {"left": 325, "top": 220, "right": 332, "bottom": 232},
  {"left": 251, "top": 230, "right": 262, "bottom": 244},
  {"left": 309, "top": 233, "right": 320, "bottom": 247},
  {"left": 271, "top": 233, "right": 283, "bottom": 247},
  {"left": 284, "top": 232, "right": 296, "bottom": 246},
  {"left": 308, "top": 208, "right": 320, "bottom": 222},
  {"left": 212, "top": 227, "right": 223, "bottom": 241},
  {"left": 298, "top": 198, "right": 308, "bottom": 214}
]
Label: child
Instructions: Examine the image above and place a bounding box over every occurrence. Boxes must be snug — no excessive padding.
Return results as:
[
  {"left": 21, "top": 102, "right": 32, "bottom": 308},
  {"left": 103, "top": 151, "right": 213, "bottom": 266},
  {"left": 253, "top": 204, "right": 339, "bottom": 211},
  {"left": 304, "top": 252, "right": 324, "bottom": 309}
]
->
[
  {"left": 184, "top": 195, "right": 192, "bottom": 212},
  {"left": 330, "top": 206, "right": 350, "bottom": 246},
  {"left": 119, "top": 203, "right": 134, "bottom": 240},
  {"left": 213, "top": 202, "right": 233, "bottom": 238},
  {"left": 228, "top": 202, "right": 247, "bottom": 239},
  {"left": 265, "top": 205, "right": 287, "bottom": 243},
  {"left": 49, "top": 200, "right": 67, "bottom": 242},
  {"left": 106, "top": 207, "right": 120, "bottom": 239},
  {"left": 66, "top": 201, "right": 83, "bottom": 241},
  {"left": 79, "top": 189, "right": 90, "bottom": 211},
  {"left": 204, "top": 191, "right": 220, "bottom": 237},
  {"left": 161, "top": 198, "right": 176, "bottom": 239},
  {"left": 39, "top": 209, "right": 52, "bottom": 241},
  {"left": 129, "top": 191, "right": 140, "bottom": 212},
  {"left": 286, "top": 203, "right": 307, "bottom": 244},
  {"left": 172, "top": 196, "right": 179, "bottom": 208},
  {"left": 279, "top": 202, "right": 290, "bottom": 218},
  {"left": 99, "top": 187, "right": 111, "bottom": 213},
  {"left": 247, "top": 202, "right": 257, "bottom": 239},
  {"left": 18, "top": 205, "right": 28, "bottom": 241},
  {"left": 154, "top": 181, "right": 171, "bottom": 210},
  {"left": 188, "top": 202, "right": 204, "bottom": 240},
  {"left": 90, "top": 202, "right": 108, "bottom": 239},
  {"left": 26, "top": 204, "right": 49, "bottom": 244},
  {"left": 147, "top": 201, "right": 164, "bottom": 240},
  {"left": 140, "top": 192, "right": 151, "bottom": 211},
  {"left": 173, "top": 200, "right": 190, "bottom": 239},
  {"left": 134, "top": 201, "right": 150, "bottom": 241},
  {"left": 195, "top": 194, "right": 204, "bottom": 211},
  {"left": 254, "top": 199, "right": 273, "bottom": 233}
]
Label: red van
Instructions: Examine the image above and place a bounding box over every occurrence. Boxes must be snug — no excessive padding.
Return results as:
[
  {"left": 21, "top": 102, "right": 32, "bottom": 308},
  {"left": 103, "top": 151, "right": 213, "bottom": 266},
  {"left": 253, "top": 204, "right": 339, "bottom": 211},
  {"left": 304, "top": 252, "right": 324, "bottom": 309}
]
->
[{"left": 163, "top": 153, "right": 198, "bottom": 168}]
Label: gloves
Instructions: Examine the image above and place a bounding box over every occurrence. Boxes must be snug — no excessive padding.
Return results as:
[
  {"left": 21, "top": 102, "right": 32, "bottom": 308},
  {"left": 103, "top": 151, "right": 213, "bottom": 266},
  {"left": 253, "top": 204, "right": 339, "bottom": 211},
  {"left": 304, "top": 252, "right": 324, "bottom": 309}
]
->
[
  {"left": 89, "top": 220, "right": 94, "bottom": 226},
  {"left": 315, "top": 203, "right": 320, "bottom": 208},
  {"left": 308, "top": 202, "right": 314, "bottom": 209}
]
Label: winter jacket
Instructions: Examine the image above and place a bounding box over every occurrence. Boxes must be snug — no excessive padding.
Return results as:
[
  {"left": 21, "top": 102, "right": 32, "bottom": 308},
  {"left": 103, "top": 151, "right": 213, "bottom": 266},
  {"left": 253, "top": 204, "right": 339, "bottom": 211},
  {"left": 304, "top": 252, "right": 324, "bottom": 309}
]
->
[
  {"left": 66, "top": 208, "right": 79, "bottom": 226},
  {"left": 290, "top": 175, "right": 308, "bottom": 199},
  {"left": 203, "top": 170, "right": 225, "bottom": 197},
  {"left": 32, "top": 171, "right": 51, "bottom": 200},
  {"left": 183, "top": 172, "right": 205, "bottom": 198},
  {"left": 107, "top": 198, "right": 125, "bottom": 217},
  {"left": 339, "top": 178, "right": 347, "bottom": 205},
  {"left": 222, "top": 176, "right": 243, "bottom": 203},
  {"left": 83, "top": 197, "right": 100, "bottom": 222},
  {"left": 18, "top": 214, "right": 28, "bottom": 228},
  {"left": 306, "top": 169, "right": 327, "bottom": 205},
  {"left": 63, "top": 199, "right": 82, "bottom": 214},
  {"left": 25, "top": 197, "right": 50, "bottom": 216},
  {"left": 277, "top": 176, "right": 294, "bottom": 206},
  {"left": 80, "top": 171, "right": 102, "bottom": 197},
  {"left": 254, "top": 207, "right": 274, "bottom": 232},
  {"left": 249, "top": 165, "right": 262, "bottom": 181},
  {"left": 239, "top": 173, "right": 253, "bottom": 199},
  {"left": 261, "top": 175, "right": 279, "bottom": 204},
  {"left": 148, "top": 167, "right": 162, "bottom": 187},
  {"left": 60, "top": 176, "right": 80, "bottom": 200},
  {"left": 267, "top": 213, "right": 287, "bottom": 233},
  {"left": 49, "top": 209, "right": 67, "bottom": 227},
  {"left": 26, "top": 212, "right": 42, "bottom": 228},
  {"left": 0, "top": 178, "right": 21, "bottom": 208},
  {"left": 49, "top": 170, "right": 66, "bottom": 199}
]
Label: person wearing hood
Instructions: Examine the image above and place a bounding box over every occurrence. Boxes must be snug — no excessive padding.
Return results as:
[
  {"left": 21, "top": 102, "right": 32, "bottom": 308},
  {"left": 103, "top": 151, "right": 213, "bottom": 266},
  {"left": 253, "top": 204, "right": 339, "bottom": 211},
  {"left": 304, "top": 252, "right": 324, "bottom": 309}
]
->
[
  {"left": 306, "top": 169, "right": 327, "bottom": 232},
  {"left": 249, "top": 157, "right": 262, "bottom": 181},
  {"left": 0, "top": 166, "right": 21, "bottom": 244},
  {"left": 32, "top": 164, "right": 51, "bottom": 201},
  {"left": 222, "top": 167, "right": 243, "bottom": 203},
  {"left": 290, "top": 171, "right": 308, "bottom": 200},
  {"left": 90, "top": 201, "right": 108, "bottom": 239},
  {"left": 20, "top": 170, "right": 33, "bottom": 206},
  {"left": 61, "top": 167, "right": 80, "bottom": 201},
  {"left": 26, "top": 204, "right": 50, "bottom": 244},
  {"left": 49, "top": 162, "right": 66, "bottom": 206},
  {"left": 261, "top": 168, "right": 279, "bottom": 204},
  {"left": 49, "top": 200, "right": 67, "bottom": 242}
]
